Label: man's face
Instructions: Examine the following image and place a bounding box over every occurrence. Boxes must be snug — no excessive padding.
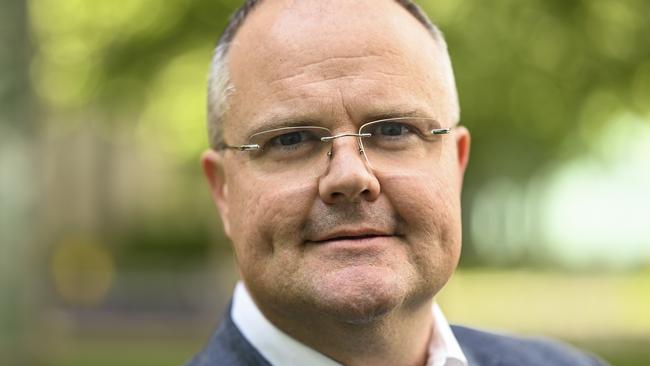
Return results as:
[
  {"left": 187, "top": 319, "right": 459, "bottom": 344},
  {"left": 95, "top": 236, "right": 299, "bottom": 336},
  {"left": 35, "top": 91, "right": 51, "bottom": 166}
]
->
[{"left": 203, "top": 0, "right": 470, "bottom": 324}]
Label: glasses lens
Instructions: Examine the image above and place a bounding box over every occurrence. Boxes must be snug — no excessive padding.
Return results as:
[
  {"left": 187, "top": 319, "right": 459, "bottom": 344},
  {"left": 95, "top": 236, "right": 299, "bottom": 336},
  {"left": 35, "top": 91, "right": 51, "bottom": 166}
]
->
[
  {"left": 248, "top": 126, "right": 332, "bottom": 177},
  {"left": 360, "top": 118, "right": 447, "bottom": 173}
]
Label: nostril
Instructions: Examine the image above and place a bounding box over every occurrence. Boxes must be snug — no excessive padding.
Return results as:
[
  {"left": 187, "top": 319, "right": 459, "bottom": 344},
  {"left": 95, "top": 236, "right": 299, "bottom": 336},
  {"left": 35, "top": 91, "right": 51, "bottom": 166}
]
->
[
  {"left": 329, "top": 188, "right": 372, "bottom": 203},
  {"left": 326, "top": 191, "right": 352, "bottom": 204}
]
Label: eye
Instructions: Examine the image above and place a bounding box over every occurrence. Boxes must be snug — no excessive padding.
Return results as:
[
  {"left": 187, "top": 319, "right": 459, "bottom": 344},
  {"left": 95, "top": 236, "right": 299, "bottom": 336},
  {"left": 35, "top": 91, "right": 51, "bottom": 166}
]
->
[
  {"left": 366, "top": 121, "right": 416, "bottom": 139},
  {"left": 360, "top": 120, "right": 423, "bottom": 151},
  {"left": 246, "top": 126, "right": 331, "bottom": 163},
  {"left": 269, "top": 130, "right": 316, "bottom": 147},
  {"left": 376, "top": 122, "right": 412, "bottom": 137}
]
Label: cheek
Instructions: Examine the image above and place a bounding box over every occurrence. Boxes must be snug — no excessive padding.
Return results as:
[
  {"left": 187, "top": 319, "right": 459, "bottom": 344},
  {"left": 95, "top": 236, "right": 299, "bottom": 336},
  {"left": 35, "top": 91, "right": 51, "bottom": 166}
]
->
[
  {"left": 381, "top": 167, "right": 462, "bottom": 264},
  {"left": 226, "top": 173, "right": 317, "bottom": 264},
  {"left": 385, "top": 169, "right": 460, "bottom": 231},
  {"left": 382, "top": 141, "right": 462, "bottom": 224}
]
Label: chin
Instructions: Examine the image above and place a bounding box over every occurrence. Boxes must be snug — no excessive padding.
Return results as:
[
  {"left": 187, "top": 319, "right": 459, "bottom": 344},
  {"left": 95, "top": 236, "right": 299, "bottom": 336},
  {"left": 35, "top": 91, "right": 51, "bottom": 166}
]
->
[{"left": 308, "top": 265, "right": 415, "bottom": 324}]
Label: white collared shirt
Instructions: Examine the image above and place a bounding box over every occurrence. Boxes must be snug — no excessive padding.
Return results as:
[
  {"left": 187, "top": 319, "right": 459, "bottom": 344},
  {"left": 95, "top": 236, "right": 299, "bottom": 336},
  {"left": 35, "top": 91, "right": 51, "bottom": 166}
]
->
[{"left": 231, "top": 282, "right": 467, "bottom": 366}]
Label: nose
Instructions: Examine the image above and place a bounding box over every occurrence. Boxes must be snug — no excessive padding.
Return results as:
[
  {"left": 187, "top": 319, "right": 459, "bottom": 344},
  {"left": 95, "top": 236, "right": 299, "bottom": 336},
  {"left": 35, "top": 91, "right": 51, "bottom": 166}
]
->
[{"left": 318, "top": 138, "right": 380, "bottom": 204}]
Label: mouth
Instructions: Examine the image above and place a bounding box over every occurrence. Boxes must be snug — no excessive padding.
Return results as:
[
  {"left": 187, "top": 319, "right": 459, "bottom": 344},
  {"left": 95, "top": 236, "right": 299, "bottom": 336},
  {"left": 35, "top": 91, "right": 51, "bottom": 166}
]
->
[{"left": 308, "top": 229, "right": 396, "bottom": 244}]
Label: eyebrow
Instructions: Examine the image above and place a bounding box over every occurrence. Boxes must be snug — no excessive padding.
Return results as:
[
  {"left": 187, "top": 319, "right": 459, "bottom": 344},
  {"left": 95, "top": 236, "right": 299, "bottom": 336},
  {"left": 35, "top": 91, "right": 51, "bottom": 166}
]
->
[
  {"left": 246, "top": 115, "right": 322, "bottom": 137},
  {"left": 361, "top": 109, "right": 434, "bottom": 123}
]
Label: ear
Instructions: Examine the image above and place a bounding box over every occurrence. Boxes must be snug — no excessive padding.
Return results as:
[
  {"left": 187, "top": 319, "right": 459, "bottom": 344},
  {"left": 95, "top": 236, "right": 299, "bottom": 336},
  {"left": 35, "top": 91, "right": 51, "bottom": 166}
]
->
[
  {"left": 201, "top": 149, "right": 232, "bottom": 237},
  {"left": 453, "top": 126, "right": 471, "bottom": 190}
]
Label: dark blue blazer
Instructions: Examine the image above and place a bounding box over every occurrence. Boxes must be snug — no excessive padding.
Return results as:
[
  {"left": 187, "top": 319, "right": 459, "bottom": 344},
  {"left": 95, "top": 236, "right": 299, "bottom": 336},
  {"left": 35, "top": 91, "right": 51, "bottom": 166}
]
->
[{"left": 188, "top": 306, "right": 608, "bottom": 366}]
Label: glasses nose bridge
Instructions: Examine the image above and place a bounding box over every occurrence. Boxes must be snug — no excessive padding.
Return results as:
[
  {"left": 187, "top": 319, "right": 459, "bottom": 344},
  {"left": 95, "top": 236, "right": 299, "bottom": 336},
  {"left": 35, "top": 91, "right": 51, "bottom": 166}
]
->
[{"left": 321, "top": 132, "right": 370, "bottom": 158}]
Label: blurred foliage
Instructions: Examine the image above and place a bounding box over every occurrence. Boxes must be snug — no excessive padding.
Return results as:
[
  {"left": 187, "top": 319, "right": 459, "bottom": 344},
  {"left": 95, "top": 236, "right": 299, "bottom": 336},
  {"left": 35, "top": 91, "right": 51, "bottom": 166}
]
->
[
  {"left": 425, "top": 0, "right": 650, "bottom": 266},
  {"left": 115, "top": 218, "right": 212, "bottom": 270},
  {"left": 440, "top": 0, "right": 650, "bottom": 178},
  {"left": 1, "top": 0, "right": 31, "bottom": 362}
]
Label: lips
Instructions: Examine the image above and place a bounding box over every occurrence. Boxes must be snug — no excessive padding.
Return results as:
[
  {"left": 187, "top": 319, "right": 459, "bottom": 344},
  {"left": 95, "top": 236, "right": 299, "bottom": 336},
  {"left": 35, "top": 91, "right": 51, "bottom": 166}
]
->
[{"left": 308, "top": 228, "right": 394, "bottom": 243}]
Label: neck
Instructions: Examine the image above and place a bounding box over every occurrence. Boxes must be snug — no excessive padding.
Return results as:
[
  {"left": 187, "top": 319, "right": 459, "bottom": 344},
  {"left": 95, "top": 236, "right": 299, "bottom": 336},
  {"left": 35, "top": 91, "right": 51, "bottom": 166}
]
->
[{"left": 261, "top": 299, "right": 434, "bottom": 366}]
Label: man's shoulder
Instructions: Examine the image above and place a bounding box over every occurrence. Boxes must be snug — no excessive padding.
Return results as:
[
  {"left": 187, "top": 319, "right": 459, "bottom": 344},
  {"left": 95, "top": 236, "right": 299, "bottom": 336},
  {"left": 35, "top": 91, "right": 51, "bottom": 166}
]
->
[
  {"left": 451, "top": 324, "right": 608, "bottom": 366},
  {"left": 186, "top": 308, "right": 609, "bottom": 366},
  {"left": 186, "top": 308, "right": 270, "bottom": 366}
]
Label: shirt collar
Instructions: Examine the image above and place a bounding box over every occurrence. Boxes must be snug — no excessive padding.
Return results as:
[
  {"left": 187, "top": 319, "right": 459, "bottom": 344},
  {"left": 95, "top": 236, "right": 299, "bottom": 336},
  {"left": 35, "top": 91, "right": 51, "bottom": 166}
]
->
[
  {"left": 231, "top": 282, "right": 467, "bottom": 366},
  {"left": 427, "top": 303, "right": 468, "bottom": 366}
]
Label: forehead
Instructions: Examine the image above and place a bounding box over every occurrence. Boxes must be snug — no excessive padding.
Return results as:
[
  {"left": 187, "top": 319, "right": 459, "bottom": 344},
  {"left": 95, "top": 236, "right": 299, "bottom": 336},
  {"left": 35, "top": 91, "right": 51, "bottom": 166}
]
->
[{"left": 226, "top": 0, "right": 454, "bottom": 138}]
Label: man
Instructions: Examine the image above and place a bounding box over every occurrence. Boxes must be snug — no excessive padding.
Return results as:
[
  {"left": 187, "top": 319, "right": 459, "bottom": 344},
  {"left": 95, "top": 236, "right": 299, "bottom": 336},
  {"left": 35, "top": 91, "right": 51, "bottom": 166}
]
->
[{"left": 192, "top": 0, "right": 607, "bottom": 365}]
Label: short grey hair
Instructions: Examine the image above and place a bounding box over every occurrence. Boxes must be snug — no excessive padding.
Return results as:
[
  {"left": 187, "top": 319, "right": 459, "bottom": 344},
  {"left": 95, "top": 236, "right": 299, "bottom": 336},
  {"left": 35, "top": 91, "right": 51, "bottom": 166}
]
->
[{"left": 207, "top": 0, "right": 456, "bottom": 149}]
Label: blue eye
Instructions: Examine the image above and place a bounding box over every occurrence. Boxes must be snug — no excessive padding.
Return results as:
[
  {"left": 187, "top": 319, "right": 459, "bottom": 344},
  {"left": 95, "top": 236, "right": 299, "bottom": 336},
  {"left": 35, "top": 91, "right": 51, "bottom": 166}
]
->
[
  {"left": 269, "top": 130, "right": 315, "bottom": 148},
  {"left": 378, "top": 122, "right": 410, "bottom": 136},
  {"left": 276, "top": 131, "right": 304, "bottom": 146},
  {"left": 265, "top": 130, "right": 324, "bottom": 151},
  {"left": 249, "top": 126, "right": 331, "bottom": 158}
]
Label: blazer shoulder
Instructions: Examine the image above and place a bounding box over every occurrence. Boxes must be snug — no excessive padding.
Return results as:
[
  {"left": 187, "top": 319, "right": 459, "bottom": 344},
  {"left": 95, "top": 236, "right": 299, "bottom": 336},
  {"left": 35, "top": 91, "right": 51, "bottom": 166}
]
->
[
  {"left": 186, "top": 306, "right": 270, "bottom": 366},
  {"left": 451, "top": 325, "right": 609, "bottom": 366}
]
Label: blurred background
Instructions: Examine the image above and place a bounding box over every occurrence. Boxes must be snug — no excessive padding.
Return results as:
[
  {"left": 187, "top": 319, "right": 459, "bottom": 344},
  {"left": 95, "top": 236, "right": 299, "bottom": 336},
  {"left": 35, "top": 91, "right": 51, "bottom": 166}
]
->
[{"left": 1, "top": 0, "right": 649, "bottom": 365}]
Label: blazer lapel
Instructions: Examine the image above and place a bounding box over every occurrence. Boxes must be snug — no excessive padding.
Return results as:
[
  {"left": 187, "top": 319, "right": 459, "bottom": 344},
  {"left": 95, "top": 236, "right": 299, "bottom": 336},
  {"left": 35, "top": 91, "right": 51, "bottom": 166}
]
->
[
  {"left": 187, "top": 302, "right": 271, "bottom": 366},
  {"left": 451, "top": 325, "right": 501, "bottom": 366}
]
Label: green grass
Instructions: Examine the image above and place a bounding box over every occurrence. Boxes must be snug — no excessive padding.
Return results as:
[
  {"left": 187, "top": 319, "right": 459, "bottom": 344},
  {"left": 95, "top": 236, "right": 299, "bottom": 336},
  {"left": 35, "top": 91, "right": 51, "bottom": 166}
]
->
[
  {"left": 576, "top": 338, "right": 650, "bottom": 366},
  {"left": 32, "top": 337, "right": 203, "bottom": 366}
]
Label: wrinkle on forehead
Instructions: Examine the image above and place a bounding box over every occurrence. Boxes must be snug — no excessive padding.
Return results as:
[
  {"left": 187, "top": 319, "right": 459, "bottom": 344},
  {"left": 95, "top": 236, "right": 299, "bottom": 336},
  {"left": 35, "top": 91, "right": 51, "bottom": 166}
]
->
[
  {"left": 268, "top": 55, "right": 391, "bottom": 87},
  {"left": 235, "top": 37, "right": 424, "bottom": 90},
  {"left": 266, "top": 64, "right": 413, "bottom": 98}
]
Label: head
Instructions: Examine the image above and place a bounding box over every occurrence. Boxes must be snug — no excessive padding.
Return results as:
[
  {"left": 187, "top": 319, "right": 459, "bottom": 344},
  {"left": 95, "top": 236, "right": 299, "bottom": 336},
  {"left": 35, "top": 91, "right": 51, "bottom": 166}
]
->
[{"left": 202, "top": 0, "right": 470, "bottom": 325}]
